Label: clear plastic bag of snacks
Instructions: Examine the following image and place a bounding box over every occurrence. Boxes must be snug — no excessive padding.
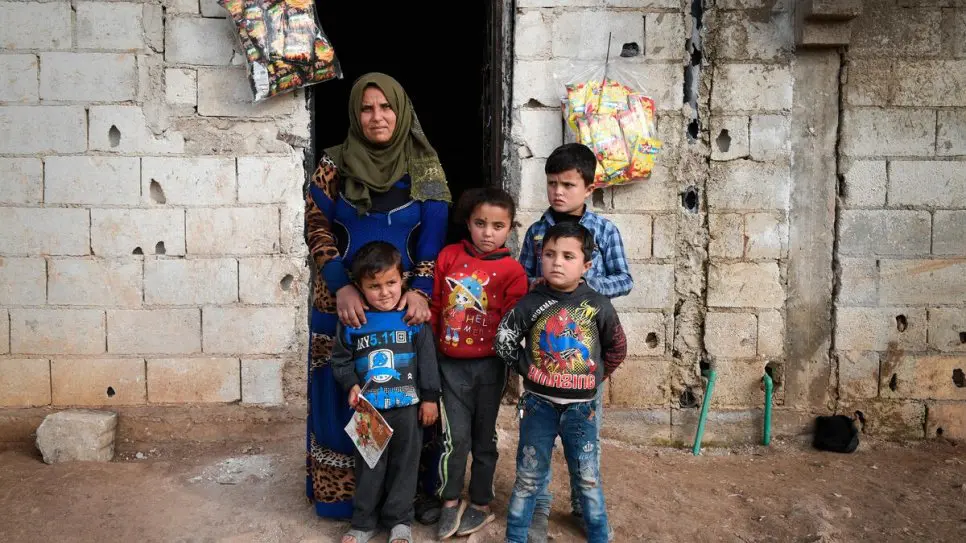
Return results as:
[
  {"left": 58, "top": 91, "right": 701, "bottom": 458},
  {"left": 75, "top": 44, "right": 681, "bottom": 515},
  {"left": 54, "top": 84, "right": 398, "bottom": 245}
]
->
[
  {"left": 219, "top": 0, "right": 342, "bottom": 102},
  {"left": 555, "top": 62, "right": 662, "bottom": 188}
]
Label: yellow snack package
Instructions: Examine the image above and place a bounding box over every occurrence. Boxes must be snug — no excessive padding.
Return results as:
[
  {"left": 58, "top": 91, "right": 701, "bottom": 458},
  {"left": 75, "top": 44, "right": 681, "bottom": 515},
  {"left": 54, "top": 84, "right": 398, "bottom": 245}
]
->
[{"left": 587, "top": 115, "right": 630, "bottom": 182}]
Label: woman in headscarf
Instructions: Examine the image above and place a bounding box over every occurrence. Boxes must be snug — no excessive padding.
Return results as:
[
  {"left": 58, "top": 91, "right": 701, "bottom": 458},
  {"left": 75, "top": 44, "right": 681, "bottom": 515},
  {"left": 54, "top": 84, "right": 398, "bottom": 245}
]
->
[{"left": 303, "top": 73, "right": 450, "bottom": 529}]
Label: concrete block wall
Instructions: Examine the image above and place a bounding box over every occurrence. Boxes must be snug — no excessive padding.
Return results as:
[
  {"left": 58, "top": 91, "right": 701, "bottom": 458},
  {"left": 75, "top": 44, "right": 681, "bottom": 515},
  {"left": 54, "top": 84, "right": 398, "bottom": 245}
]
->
[
  {"left": 835, "top": 0, "right": 966, "bottom": 441},
  {"left": 0, "top": 0, "right": 309, "bottom": 409}
]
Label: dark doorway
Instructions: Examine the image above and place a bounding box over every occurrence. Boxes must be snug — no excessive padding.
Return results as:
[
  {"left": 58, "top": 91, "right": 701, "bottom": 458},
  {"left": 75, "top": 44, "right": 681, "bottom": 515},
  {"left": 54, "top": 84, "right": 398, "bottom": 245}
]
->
[{"left": 312, "top": 1, "right": 502, "bottom": 242}]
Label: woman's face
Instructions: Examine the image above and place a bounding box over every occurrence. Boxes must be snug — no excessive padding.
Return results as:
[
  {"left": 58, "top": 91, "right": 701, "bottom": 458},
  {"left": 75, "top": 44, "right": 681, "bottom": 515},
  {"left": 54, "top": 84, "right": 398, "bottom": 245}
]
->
[{"left": 359, "top": 86, "right": 397, "bottom": 145}]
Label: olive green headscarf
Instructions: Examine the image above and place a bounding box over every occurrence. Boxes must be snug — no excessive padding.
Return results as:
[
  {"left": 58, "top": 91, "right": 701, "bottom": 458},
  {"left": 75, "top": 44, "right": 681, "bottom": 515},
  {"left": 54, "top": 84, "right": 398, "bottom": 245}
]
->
[{"left": 325, "top": 73, "right": 451, "bottom": 214}]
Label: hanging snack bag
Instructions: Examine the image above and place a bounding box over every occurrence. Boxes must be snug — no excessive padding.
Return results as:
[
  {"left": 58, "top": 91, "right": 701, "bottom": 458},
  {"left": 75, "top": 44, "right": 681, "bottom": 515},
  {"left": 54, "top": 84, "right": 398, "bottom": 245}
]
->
[
  {"left": 587, "top": 115, "right": 630, "bottom": 184},
  {"left": 219, "top": 0, "right": 343, "bottom": 102}
]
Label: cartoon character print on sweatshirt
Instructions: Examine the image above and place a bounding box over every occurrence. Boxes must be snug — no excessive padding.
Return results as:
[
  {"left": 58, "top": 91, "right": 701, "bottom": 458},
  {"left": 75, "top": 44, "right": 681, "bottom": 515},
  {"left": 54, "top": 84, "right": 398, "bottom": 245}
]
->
[
  {"left": 528, "top": 299, "right": 601, "bottom": 391},
  {"left": 442, "top": 270, "right": 491, "bottom": 347}
]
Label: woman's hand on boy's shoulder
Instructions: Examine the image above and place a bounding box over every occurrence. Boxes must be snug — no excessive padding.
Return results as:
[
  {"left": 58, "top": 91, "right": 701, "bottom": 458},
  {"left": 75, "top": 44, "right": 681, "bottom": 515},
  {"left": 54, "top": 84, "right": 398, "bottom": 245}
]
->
[
  {"left": 398, "top": 290, "right": 431, "bottom": 325},
  {"left": 418, "top": 401, "right": 438, "bottom": 427}
]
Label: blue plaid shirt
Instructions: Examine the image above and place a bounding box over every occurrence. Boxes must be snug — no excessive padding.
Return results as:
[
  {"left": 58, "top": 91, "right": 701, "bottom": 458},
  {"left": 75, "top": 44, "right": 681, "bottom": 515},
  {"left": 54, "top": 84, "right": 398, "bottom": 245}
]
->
[{"left": 519, "top": 208, "right": 634, "bottom": 298}]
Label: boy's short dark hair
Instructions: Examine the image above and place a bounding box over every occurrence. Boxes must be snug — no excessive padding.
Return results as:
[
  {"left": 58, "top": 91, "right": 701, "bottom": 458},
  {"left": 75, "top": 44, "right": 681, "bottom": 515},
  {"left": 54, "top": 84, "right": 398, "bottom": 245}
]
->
[
  {"left": 545, "top": 143, "right": 597, "bottom": 187},
  {"left": 543, "top": 222, "right": 595, "bottom": 263},
  {"left": 455, "top": 187, "right": 520, "bottom": 227},
  {"left": 351, "top": 241, "right": 404, "bottom": 282}
]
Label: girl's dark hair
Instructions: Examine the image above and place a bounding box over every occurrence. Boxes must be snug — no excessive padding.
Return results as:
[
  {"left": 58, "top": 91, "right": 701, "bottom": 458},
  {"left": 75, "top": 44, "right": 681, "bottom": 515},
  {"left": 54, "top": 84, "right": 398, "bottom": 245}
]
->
[
  {"left": 545, "top": 143, "right": 597, "bottom": 187},
  {"left": 351, "top": 241, "right": 404, "bottom": 282},
  {"left": 455, "top": 187, "right": 520, "bottom": 227},
  {"left": 543, "top": 222, "right": 595, "bottom": 262}
]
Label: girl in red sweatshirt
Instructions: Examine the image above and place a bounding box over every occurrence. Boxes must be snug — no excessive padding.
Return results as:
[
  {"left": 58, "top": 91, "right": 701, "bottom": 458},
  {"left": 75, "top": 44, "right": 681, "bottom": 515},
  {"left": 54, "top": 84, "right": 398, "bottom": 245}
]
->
[{"left": 430, "top": 188, "right": 528, "bottom": 539}]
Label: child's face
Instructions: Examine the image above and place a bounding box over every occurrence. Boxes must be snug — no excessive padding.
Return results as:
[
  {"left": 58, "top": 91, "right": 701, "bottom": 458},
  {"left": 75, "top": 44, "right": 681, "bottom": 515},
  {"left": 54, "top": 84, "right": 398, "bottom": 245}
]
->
[
  {"left": 546, "top": 169, "right": 593, "bottom": 215},
  {"left": 467, "top": 203, "right": 512, "bottom": 253},
  {"left": 540, "top": 236, "right": 592, "bottom": 292},
  {"left": 358, "top": 267, "right": 403, "bottom": 311}
]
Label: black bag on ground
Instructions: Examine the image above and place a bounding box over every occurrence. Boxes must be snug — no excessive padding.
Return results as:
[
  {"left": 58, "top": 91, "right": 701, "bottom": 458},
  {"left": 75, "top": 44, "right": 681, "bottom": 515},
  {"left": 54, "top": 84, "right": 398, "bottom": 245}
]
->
[{"left": 813, "top": 414, "right": 859, "bottom": 453}]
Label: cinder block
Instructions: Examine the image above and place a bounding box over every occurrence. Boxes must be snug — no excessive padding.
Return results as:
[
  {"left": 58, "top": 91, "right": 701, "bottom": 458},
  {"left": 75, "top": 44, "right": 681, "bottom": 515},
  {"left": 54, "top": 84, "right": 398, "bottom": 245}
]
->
[
  {"left": 651, "top": 214, "right": 676, "bottom": 259},
  {"left": 708, "top": 160, "right": 790, "bottom": 211},
  {"left": 0, "top": 359, "right": 50, "bottom": 407},
  {"left": 11, "top": 309, "right": 106, "bottom": 355},
  {"left": 716, "top": 0, "right": 773, "bottom": 7},
  {"left": 76, "top": 2, "right": 144, "bottom": 50},
  {"left": 165, "top": 68, "right": 197, "bottom": 106},
  {"left": 48, "top": 259, "right": 142, "bottom": 307},
  {"left": 744, "top": 213, "right": 786, "bottom": 259},
  {"left": 203, "top": 307, "right": 297, "bottom": 354},
  {"left": 622, "top": 63, "right": 683, "bottom": 112},
  {"left": 837, "top": 258, "right": 877, "bottom": 306},
  {"left": 841, "top": 160, "right": 886, "bottom": 208},
  {"left": 893, "top": 61, "right": 966, "bottom": 107},
  {"left": 711, "top": 12, "right": 790, "bottom": 61},
  {"left": 709, "top": 213, "right": 744, "bottom": 258},
  {"left": 197, "top": 67, "right": 296, "bottom": 117},
  {"left": 712, "top": 64, "right": 793, "bottom": 112},
  {"left": 834, "top": 307, "right": 926, "bottom": 351},
  {"left": 166, "top": 0, "right": 200, "bottom": 13},
  {"left": 606, "top": 214, "right": 652, "bottom": 259},
  {"left": 933, "top": 211, "right": 966, "bottom": 256},
  {"left": 749, "top": 114, "right": 791, "bottom": 160},
  {"left": 141, "top": 157, "right": 236, "bottom": 205},
  {"left": 926, "top": 402, "right": 966, "bottom": 440},
  {"left": 621, "top": 312, "right": 666, "bottom": 357},
  {"left": 200, "top": 0, "right": 224, "bottom": 17},
  {"left": 0, "top": 55, "right": 38, "bottom": 102},
  {"left": 238, "top": 156, "right": 304, "bottom": 204},
  {"left": 148, "top": 358, "right": 241, "bottom": 403},
  {"left": 51, "top": 359, "right": 146, "bottom": 406},
  {"left": 710, "top": 359, "right": 766, "bottom": 407},
  {"left": 757, "top": 309, "right": 784, "bottom": 357},
  {"left": 612, "top": 263, "right": 674, "bottom": 310},
  {"left": 518, "top": 159, "right": 550, "bottom": 210},
  {"left": 937, "top": 111, "right": 966, "bottom": 156},
  {"left": 706, "top": 312, "right": 757, "bottom": 358},
  {"left": 512, "top": 60, "right": 557, "bottom": 108},
  {"left": 518, "top": 108, "right": 562, "bottom": 159},
  {"left": 44, "top": 157, "right": 140, "bottom": 206},
  {"left": 279, "top": 203, "right": 306, "bottom": 256},
  {"left": 600, "top": 408, "right": 672, "bottom": 445},
  {"left": 845, "top": 59, "right": 894, "bottom": 107},
  {"left": 0, "top": 208, "right": 89, "bottom": 256},
  {"left": 951, "top": 8, "right": 966, "bottom": 59},
  {"left": 0, "top": 106, "right": 86, "bottom": 154},
  {"left": 928, "top": 308, "right": 966, "bottom": 353},
  {"left": 239, "top": 258, "right": 306, "bottom": 304},
  {"left": 645, "top": 12, "right": 687, "bottom": 61},
  {"left": 39, "top": 53, "right": 137, "bottom": 102},
  {"left": 882, "top": 355, "right": 966, "bottom": 401},
  {"left": 708, "top": 262, "right": 784, "bottom": 308},
  {"left": 241, "top": 359, "right": 285, "bottom": 405},
  {"left": 0, "top": 1, "right": 72, "bottom": 50},
  {"left": 837, "top": 399, "right": 925, "bottom": 440},
  {"left": 91, "top": 209, "right": 186, "bottom": 257},
  {"left": 89, "top": 106, "right": 185, "bottom": 154},
  {"left": 35, "top": 410, "right": 117, "bottom": 463},
  {"left": 852, "top": 9, "right": 942, "bottom": 58},
  {"left": 889, "top": 161, "right": 966, "bottom": 207},
  {"left": 553, "top": 11, "right": 645, "bottom": 60},
  {"left": 514, "top": 10, "right": 551, "bottom": 59},
  {"left": 143, "top": 4, "right": 164, "bottom": 51},
  {"left": 0, "top": 158, "right": 42, "bottom": 204},
  {"left": 611, "top": 168, "right": 678, "bottom": 211},
  {"left": 880, "top": 259, "right": 966, "bottom": 305},
  {"left": 186, "top": 208, "right": 280, "bottom": 255},
  {"left": 838, "top": 210, "right": 931, "bottom": 257},
  {"left": 144, "top": 258, "right": 238, "bottom": 305},
  {"left": 838, "top": 351, "right": 879, "bottom": 400},
  {"left": 710, "top": 115, "right": 750, "bottom": 161},
  {"left": 841, "top": 109, "right": 936, "bottom": 157},
  {"left": 108, "top": 309, "right": 202, "bottom": 355},
  {"left": 0, "top": 257, "right": 46, "bottom": 305},
  {"left": 165, "top": 17, "right": 237, "bottom": 66},
  {"left": 609, "top": 358, "right": 670, "bottom": 408}
]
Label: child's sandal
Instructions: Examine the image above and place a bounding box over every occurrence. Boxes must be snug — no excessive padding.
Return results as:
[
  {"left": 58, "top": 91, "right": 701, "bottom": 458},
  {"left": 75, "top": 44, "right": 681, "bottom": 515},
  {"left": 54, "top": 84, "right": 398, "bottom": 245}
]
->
[
  {"left": 389, "top": 523, "right": 413, "bottom": 543},
  {"left": 341, "top": 528, "right": 378, "bottom": 543}
]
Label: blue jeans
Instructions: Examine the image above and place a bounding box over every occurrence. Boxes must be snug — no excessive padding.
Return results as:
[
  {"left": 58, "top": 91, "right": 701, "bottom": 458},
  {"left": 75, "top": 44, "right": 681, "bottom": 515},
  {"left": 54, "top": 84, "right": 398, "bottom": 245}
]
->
[
  {"left": 533, "top": 386, "right": 604, "bottom": 517},
  {"left": 505, "top": 393, "right": 609, "bottom": 543}
]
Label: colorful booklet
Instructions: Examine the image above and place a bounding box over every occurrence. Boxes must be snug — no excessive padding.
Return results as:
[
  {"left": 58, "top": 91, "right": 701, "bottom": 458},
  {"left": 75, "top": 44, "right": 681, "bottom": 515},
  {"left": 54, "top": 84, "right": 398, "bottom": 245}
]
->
[{"left": 344, "top": 383, "right": 394, "bottom": 469}]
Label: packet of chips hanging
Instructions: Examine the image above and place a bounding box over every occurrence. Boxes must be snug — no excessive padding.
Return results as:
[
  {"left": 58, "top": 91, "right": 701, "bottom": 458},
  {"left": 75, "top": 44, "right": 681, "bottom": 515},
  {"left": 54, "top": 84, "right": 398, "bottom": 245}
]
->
[
  {"left": 575, "top": 118, "right": 606, "bottom": 186},
  {"left": 617, "top": 94, "right": 661, "bottom": 181},
  {"left": 587, "top": 115, "right": 630, "bottom": 184},
  {"left": 219, "top": 0, "right": 343, "bottom": 102}
]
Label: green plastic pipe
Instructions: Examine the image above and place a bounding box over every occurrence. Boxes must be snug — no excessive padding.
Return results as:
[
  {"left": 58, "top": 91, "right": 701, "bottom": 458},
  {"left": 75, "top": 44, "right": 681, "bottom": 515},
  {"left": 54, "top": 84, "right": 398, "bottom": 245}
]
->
[
  {"left": 691, "top": 369, "right": 717, "bottom": 456},
  {"left": 763, "top": 372, "right": 774, "bottom": 446}
]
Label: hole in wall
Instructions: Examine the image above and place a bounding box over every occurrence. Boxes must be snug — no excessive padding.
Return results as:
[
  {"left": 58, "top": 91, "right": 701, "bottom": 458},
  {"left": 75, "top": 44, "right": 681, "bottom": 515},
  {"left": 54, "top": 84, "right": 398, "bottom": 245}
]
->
[
  {"left": 108, "top": 125, "right": 121, "bottom": 148},
  {"left": 280, "top": 274, "right": 294, "bottom": 291},
  {"left": 592, "top": 188, "right": 606, "bottom": 208},
  {"left": 132, "top": 247, "right": 143, "bottom": 255},
  {"left": 620, "top": 42, "right": 640, "bottom": 57},
  {"left": 953, "top": 368, "right": 965, "bottom": 388},
  {"left": 155, "top": 241, "right": 166, "bottom": 255},
  {"left": 525, "top": 99, "right": 544, "bottom": 108},
  {"left": 699, "top": 359, "right": 710, "bottom": 373},
  {"left": 959, "top": 331, "right": 966, "bottom": 344},
  {"left": 854, "top": 410, "right": 866, "bottom": 432},
  {"left": 896, "top": 315, "right": 908, "bottom": 332},
  {"left": 106, "top": 386, "right": 116, "bottom": 398},
  {"left": 645, "top": 332, "right": 659, "bottom": 349},
  {"left": 679, "top": 387, "right": 698, "bottom": 408},
  {"left": 687, "top": 119, "right": 699, "bottom": 140},
  {"left": 764, "top": 361, "right": 784, "bottom": 386},
  {"left": 150, "top": 180, "right": 166, "bottom": 204},
  {"left": 837, "top": 174, "right": 846, "bottom": 199},
  {"left": 937, "top": 427, "right": 944, "bottom": 436},
  {"left": 716, "top": 129, "right": 731, "bottom": 153},
  {"left": 889, "top": 373, "right": 898, "bottom": 392},
  {"left": 682, "top": 186, "right": 699, "bottom": 212}
]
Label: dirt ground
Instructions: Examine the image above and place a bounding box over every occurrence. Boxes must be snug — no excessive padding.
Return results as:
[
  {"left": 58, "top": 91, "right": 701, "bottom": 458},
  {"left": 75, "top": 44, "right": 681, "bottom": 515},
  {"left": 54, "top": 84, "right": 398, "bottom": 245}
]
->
[{"left": 1, "top": 415, "right": 965, "bottom": 543}]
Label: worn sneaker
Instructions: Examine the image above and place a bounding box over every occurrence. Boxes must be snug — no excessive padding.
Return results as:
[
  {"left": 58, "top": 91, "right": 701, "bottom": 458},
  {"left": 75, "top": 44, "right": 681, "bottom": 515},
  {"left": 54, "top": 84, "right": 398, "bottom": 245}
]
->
[
  {"left": 437, "top": 501, "right": 466, "bottom": 539},
  {"left": 527, "top": 510, "right": 549, "bottom": 543},
  {"left": 572, "top": 511, "right": 615, "bottom": 542},
  {"left": 455, "top": 505, "right": 496, "bottom": 537},
  {"left": 414, "top": 493, "right": 442, "bottom": 525}
]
